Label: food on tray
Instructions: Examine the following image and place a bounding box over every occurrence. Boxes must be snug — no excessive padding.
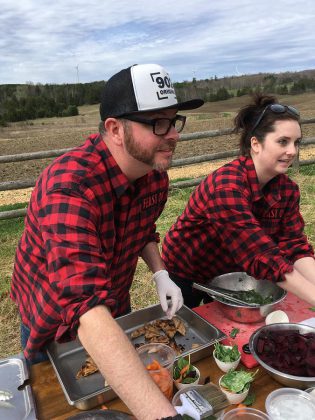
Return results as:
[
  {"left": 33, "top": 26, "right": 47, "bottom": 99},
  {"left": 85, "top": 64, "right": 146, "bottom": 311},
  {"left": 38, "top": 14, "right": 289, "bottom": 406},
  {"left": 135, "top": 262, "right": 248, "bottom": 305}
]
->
[
  {"left": 191, "top": 343, "right": 202, "bottom": 349},
  {"left": 256, "top": 328, "right": 315, "bottom": 376},
  {"left": 169, "top": 340, "right": 185, "bottom": 355},
  {"left": 130, "top": 316, "right": 187, "bottom": 354},
  {"left": 76, "top": 355, "right": 99, "bottom": 379},
  {"left": 144, "top": 324, "right": 162, "bottom": 340},
  {"left": 130, "top": 325, "right": 146, "bottom": 338},
  {"left": 131, "top": 317, "right": 186, "bottom": 339},
  {"left": 76, "top": 355, "right": 110, "bottom": 385}
]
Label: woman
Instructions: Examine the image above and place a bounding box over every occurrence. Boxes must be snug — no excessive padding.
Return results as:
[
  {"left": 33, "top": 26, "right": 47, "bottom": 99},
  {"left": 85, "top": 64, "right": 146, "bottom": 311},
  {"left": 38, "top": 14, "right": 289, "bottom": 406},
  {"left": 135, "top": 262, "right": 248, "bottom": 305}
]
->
[{"left": 162, "top": 94, "right": 315, "bottom": 308}]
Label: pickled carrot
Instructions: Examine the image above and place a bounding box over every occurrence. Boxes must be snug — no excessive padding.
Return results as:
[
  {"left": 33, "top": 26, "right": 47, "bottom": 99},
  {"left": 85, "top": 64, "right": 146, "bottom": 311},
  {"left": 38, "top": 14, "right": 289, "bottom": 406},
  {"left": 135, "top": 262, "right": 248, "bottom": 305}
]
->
[{"left": 146, "top": 359, "right": 173, "bottom": 400}]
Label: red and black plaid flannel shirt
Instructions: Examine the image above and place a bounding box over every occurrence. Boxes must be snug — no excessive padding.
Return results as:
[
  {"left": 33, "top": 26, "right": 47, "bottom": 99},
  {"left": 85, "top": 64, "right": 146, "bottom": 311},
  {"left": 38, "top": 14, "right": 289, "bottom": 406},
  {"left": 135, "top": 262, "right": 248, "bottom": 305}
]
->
[
  {"left": 11, "top": 134, "right": 168, "bottom": 359},
  {"left": 162, "top": 156, "right": 313, "bottom": 284}
]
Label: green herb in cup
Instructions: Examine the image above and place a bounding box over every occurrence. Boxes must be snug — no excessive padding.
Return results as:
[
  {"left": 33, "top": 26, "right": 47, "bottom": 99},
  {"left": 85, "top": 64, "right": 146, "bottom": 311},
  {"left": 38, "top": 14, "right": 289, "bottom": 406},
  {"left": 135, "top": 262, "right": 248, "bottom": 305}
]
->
[
  {"left": 214, "top": 342, "right": 241, "bottom": 363},
  {"left": 220, "top": 369, "right": 258, "bottom": 393},
  {"left": 173, "top": 356, "right": 199, "bottom": 384}
]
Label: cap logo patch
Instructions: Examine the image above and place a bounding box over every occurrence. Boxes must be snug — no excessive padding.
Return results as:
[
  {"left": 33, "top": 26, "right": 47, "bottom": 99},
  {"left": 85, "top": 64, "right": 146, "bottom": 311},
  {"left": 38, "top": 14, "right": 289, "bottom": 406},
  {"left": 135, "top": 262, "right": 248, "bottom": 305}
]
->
[
  {"left": 131, "top": 64, "right": 178, "bottom": 111},
  {"left": 150, "top": 72, "right": 175, "bottom": 101}
]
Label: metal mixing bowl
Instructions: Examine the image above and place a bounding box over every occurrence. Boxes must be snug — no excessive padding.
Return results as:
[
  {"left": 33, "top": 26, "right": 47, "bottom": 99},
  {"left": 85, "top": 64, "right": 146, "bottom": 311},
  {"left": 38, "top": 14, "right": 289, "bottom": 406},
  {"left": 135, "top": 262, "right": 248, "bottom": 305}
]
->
[
  {"left": 206, "top": 272, "right": 287, "bottom": 323},
  {"left": 249, "top": 323, "right": 315, "bottom": 389}
]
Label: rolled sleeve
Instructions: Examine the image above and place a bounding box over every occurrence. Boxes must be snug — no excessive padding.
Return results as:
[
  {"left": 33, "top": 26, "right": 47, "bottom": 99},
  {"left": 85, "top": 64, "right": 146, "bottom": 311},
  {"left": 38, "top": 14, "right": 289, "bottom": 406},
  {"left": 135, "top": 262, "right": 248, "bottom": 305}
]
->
[{"left": 39, "top": 187, "right": 117, "bottom": 341}]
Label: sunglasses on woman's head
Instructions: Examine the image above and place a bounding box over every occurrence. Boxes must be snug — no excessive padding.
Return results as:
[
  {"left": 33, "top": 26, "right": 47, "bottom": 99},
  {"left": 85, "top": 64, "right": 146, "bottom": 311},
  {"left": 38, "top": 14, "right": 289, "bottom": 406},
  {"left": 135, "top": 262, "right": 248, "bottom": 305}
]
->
[{"left": 251, "top": 103, "right": 300, "bottom": 134}]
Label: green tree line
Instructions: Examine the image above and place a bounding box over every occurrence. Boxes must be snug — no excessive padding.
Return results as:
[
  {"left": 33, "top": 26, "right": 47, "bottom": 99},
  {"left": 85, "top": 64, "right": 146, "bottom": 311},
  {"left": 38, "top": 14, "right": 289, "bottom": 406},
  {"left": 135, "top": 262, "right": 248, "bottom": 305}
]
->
[
  {"left": 0, "top": 81, "right": 105, "bottom": 126},
  {"left": 175, "top": 69, "right": 315, "bottom": 103},
  {"left": 1, "top": 69, "right": 315, "bottom": 126}
]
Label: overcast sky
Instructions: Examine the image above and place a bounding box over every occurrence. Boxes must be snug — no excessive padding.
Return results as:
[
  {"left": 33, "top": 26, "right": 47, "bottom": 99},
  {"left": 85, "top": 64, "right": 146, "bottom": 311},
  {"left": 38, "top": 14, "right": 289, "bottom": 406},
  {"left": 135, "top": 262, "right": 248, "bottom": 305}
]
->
[{"left": 1, "top": 0, "right": 314, "bottom": 85}]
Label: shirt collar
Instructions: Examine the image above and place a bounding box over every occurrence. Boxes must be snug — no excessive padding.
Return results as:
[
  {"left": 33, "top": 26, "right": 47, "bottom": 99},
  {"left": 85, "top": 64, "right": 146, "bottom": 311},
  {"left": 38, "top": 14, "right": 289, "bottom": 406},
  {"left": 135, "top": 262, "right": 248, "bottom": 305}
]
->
[
  {"left": 92, "top": 134, "right": 131, "bottom": 198},
  {"left": 240, "top": 156, "right": 281, "bottom": 204}
]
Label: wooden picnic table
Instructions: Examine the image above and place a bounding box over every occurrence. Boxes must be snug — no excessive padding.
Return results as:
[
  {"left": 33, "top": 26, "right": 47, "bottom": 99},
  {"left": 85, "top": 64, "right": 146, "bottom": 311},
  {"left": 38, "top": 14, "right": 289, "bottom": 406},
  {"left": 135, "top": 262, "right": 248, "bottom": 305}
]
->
[{"left": 30, "top": 354, "right": 282, "bottom": 419}]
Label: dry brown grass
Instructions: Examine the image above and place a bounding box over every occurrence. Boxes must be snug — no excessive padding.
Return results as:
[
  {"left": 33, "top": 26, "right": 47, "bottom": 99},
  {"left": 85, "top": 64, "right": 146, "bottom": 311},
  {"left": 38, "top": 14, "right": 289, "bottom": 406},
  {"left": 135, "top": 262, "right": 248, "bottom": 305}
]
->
[{"left": 0, "top": 294, "right": 21, "bottom": 358}]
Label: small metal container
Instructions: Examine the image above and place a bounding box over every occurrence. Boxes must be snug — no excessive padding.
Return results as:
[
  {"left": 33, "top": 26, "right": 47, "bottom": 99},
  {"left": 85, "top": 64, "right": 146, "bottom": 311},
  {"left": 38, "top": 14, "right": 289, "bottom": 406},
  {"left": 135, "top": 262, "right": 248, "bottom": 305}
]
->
[
  {"left": 204, "top": 272, "right": 286, "bottom": 323},
  {"left": 0, "top": 353, "right": 37, "bottom": 420},
  {"left": 249, "top": 323, "right": 315, "bottom": 389}
]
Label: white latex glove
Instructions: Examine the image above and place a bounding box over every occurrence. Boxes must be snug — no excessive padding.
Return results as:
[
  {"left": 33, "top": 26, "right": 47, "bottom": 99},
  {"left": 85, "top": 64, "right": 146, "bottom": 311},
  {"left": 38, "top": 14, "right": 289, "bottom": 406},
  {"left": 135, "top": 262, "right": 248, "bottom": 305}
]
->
[{"left": 152, "top": 270, "right": 184, "bottom": 319}]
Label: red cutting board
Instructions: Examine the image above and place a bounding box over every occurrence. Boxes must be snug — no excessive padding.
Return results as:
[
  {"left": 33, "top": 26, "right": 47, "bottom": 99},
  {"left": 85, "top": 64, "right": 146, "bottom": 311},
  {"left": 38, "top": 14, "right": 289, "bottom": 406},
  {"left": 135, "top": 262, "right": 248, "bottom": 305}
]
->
[{"left": 193, "top": 293, "right": 315, "bottom": 368}]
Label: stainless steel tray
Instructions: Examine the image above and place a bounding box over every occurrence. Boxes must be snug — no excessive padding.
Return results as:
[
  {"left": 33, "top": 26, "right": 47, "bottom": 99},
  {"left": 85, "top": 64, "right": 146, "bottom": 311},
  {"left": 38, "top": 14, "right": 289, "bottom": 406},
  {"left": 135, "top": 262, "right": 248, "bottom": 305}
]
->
[
  {"left": 0, "top": 353, "right": 37, "bottom": 420},
  {"left": 47, "top": 304, "right": 225, "bottom": 410}
]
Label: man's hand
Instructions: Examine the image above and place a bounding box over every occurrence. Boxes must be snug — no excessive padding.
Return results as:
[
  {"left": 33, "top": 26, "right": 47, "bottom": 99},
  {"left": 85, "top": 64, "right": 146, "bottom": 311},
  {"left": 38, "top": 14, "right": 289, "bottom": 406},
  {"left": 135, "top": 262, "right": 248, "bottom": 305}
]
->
[{"left": 152, "top": 270, "right": 184, "bottom": 318}]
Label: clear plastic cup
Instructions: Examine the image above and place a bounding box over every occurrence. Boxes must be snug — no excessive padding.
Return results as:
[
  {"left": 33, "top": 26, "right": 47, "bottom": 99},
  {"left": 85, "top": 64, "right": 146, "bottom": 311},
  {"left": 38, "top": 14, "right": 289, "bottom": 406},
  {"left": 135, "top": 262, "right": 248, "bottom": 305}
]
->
[
  {"left": 137, "top": 343, "right": 175, "bottom": 401},
  {"left": 222, "top": 407, "right": 269, "bottom": 419}
]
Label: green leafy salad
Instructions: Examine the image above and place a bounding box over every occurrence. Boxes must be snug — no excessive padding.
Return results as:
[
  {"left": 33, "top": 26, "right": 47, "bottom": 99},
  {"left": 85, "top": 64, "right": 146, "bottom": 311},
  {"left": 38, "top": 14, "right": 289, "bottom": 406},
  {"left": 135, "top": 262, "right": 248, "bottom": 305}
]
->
[
  {"left": 220, "top": 369, "right": 258, "bottom": 393},
  {"left": 173, "top": 356, "right": 199, "bottom": 384},
  {"left": 225, "top": 289, "right": 274, "bottom": 305},
  {"left": 214, "top": 342, "right": 241, "bottom": 363}
]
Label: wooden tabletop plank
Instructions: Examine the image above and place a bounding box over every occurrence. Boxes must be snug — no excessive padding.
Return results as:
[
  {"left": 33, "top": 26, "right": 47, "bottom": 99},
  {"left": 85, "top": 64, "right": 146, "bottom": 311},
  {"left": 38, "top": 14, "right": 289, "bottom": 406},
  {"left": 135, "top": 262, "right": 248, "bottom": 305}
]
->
[{"left": 30, "top": 355, "right": 282, "bottom": 420}]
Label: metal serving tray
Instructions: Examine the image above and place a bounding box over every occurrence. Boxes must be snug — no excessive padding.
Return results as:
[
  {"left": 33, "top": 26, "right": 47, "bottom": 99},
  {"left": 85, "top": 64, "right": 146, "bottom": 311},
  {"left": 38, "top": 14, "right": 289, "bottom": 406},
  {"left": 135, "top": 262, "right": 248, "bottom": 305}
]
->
[
  {"left": 47, "top": 304, "right": 225, "bottom": 410},
  {"left": 0, "top": 353, "right": 37, "bottom": 420}
]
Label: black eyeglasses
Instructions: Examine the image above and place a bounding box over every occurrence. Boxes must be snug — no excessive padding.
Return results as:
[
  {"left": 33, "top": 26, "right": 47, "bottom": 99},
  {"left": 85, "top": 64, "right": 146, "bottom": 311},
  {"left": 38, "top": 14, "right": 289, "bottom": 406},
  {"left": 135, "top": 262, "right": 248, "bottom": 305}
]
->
[
  {"left": 251, "top": 104, "right": 300, "bottom": 134},
  {"left": 122, "top": 114, "right": 186, "bottom": 136}
]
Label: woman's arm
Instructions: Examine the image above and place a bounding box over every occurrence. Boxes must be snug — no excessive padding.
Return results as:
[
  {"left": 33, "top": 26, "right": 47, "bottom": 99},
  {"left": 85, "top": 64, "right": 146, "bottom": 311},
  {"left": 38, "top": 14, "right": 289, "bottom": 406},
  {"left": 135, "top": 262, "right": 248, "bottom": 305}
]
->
[
  {"left": 294, "top": 257, "right": 315, "bottom": 285},
  {"left": 278, "top": 268, "right": 315, "bottom": 306}
]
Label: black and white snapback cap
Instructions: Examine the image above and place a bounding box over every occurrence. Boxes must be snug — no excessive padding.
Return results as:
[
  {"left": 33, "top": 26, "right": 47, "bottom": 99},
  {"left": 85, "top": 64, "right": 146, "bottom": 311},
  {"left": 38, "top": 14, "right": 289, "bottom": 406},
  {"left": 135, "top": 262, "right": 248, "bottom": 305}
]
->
[{"left": 100, "top": 63, "right": 204, "bottom": 121}]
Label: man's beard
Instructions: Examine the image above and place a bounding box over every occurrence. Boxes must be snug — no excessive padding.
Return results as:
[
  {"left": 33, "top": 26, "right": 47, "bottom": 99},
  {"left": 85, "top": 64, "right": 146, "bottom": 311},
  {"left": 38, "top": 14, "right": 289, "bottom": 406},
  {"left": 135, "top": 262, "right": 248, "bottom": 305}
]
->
[{"left": 124, "top": 129, "right": 175, "bottom": 171}]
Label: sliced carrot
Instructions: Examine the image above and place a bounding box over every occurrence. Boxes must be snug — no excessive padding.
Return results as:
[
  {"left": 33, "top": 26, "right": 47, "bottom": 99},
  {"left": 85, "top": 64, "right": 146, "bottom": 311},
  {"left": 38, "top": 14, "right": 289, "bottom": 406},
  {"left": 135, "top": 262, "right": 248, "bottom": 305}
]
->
[
  {"left": 237, "top": 403, "right": 247, "bottom": 414},
  {"left": 180, "top": 364, "right": 190, "bottom": 376},
  {"left": 145, "top": 360, "right": 173, "bottom": 400},
  {"left": 146, "top": 359, "right": 161, "bottom": 370}
]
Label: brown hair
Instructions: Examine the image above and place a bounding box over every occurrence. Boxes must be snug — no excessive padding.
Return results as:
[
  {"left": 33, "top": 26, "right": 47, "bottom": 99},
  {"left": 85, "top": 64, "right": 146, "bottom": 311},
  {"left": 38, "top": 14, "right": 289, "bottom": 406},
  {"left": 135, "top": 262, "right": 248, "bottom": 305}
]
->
[{"left": 233, "top": 93, "right": 301, "bottom": 156}]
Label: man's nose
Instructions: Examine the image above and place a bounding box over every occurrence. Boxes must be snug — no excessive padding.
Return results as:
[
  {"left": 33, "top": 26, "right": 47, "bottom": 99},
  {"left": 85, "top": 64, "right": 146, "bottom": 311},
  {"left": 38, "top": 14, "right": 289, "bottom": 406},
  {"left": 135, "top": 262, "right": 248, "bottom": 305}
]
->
[{"left": 165, "top": 124, "right": 180, "bottom": 141}]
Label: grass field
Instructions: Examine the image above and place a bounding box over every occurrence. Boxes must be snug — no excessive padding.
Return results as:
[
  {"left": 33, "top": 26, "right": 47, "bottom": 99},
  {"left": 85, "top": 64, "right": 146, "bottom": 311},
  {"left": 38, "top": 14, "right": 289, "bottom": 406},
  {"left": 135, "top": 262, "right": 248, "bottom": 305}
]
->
[{"left": 1, "top": 94, "right": 315, "bottom": 358}]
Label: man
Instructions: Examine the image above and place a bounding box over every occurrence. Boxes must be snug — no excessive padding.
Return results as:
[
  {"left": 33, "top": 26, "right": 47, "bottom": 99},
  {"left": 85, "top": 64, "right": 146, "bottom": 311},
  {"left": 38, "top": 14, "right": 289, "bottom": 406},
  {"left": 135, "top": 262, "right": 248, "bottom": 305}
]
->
[{"left": 11, "top": 63, "right": 204, "bottom": 419}]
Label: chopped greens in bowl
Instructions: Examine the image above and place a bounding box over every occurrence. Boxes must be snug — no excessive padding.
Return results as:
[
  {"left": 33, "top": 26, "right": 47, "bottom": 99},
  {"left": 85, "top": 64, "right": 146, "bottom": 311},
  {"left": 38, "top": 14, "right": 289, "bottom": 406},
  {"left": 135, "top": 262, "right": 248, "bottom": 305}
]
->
[
  {"left": 214, "top": 342, "right": 241, "bottom": 363},
  {"left": 220, "top": 369, "right": 258, "bottom": 394},
  {"left": 173, "top": 356, "right": 199, "bottom": 384}
]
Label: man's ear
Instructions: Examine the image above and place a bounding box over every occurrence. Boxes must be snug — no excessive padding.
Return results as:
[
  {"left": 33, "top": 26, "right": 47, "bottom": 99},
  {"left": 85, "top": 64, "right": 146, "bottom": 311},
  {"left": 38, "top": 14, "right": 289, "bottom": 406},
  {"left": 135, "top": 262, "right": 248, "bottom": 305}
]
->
[{"left": 104, "top": 118, "right": 124, "bottom": 146}]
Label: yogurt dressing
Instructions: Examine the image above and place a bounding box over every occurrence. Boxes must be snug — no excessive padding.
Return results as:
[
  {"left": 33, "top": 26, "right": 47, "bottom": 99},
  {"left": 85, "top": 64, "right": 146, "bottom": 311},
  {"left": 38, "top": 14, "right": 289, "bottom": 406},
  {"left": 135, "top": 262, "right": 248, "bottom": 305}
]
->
[{"left": 268, "top": 394, "right": 315, "bottom": 420}]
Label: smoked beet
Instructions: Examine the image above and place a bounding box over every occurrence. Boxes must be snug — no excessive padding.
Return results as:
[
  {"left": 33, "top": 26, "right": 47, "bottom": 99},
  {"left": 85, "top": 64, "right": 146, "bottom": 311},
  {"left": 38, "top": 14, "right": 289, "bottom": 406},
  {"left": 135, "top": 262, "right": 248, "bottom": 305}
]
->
[{"left": 255, "top": 329, "right": 315, "bottom": 377}]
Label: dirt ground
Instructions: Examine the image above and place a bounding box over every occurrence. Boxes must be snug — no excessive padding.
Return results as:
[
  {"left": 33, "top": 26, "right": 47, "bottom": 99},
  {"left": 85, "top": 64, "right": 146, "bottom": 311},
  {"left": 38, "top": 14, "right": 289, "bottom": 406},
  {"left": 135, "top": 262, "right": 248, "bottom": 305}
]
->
[{"left": 1, "top": 96, "right": 315, "bottom": 205}]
